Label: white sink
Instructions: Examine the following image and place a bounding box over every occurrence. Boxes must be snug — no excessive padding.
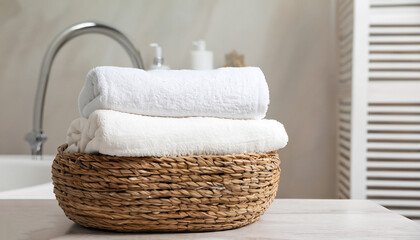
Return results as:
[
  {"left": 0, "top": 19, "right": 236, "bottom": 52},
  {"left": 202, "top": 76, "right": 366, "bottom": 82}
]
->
[{"left": 0, "top": 155, "right": 55, "bottom": 199}]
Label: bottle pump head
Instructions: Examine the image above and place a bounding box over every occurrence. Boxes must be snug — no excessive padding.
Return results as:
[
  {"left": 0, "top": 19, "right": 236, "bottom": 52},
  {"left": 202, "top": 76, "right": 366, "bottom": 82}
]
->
[
  {"left": 193, "top": 40, "right": 206, "bottom": 51},
  {"left": 149, "top": 43, "right": 163, "bottom": 66}
]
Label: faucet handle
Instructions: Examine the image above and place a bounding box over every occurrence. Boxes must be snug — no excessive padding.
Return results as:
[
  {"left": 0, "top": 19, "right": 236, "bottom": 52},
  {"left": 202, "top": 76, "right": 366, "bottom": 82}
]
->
[{"left": 25, "top": 131, "right": 47, "bottom": 156}]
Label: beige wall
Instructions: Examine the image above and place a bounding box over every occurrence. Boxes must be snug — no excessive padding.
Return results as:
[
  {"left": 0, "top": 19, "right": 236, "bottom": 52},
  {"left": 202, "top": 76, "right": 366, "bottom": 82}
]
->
[{"left": 0, "top": 0, "right": 336, "bottom": 198}]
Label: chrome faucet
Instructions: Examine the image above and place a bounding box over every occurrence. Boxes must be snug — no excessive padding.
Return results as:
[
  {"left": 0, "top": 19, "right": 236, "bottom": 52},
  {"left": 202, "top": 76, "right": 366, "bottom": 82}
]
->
[{"left": 25, "top": 21, "right": 144, "bottom": 157}]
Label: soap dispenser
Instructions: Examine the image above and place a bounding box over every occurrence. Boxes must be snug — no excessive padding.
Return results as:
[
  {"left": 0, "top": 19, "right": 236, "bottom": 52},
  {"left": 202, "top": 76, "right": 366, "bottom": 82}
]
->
[
  {"left": 190, "top": 40, "right": 213, "bottom": 70},
  {"left": 149, "top": 43, "right": 170, "bottom": 70}
]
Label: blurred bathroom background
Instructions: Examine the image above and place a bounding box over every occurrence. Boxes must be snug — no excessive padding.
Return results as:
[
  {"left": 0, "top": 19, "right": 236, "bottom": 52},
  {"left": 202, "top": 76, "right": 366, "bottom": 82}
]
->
[{"left": 0, "top": 0, "right": 337, "bottom": 199}]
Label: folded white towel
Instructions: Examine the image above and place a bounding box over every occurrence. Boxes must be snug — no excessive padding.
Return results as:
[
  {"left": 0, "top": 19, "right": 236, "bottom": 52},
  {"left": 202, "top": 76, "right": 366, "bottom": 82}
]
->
[
  {"left": 66, "top": 110, "right": 288, "bottom": 157},
  {"left": 78, "top": 66, "right": 269, "bottom": 119}
]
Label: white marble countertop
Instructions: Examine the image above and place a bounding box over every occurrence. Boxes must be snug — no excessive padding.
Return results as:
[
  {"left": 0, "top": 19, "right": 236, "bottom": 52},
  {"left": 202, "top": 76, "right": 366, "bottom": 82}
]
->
[{"left": 1, "top": 199, "right": 419, "bottom": 240}]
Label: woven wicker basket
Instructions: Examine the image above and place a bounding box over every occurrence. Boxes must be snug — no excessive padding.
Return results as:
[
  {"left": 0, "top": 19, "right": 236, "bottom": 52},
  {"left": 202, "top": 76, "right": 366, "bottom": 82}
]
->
[{"left": 52, "top": 144, "right": 281, "bottom": 232}]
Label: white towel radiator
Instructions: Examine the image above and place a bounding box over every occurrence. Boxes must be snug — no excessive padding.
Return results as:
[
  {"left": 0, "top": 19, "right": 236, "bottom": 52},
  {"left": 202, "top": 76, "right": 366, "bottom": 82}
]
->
[{"left": 336, "top": 0, "right": 420, "bottom": 223}]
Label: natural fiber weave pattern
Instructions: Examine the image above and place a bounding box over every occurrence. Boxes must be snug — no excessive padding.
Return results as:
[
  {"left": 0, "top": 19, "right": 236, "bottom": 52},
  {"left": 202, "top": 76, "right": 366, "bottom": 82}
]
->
[{"left": 52, "top": 144, "right": 281, "bottom": 232}]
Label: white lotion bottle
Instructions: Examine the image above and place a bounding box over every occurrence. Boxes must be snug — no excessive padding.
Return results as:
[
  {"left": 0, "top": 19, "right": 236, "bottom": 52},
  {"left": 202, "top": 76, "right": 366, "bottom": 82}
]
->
[
  {"left": 149, "top": 43, "right": 170, "bottom": 70},
  {"left": 190, "top": 40, "right": 213, "bottom": 70}
]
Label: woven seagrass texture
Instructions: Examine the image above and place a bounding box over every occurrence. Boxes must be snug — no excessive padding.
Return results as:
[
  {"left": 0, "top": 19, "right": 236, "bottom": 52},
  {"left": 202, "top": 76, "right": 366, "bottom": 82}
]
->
[{"left": 52, "top": 144, "right": 281, "bottom": 232}]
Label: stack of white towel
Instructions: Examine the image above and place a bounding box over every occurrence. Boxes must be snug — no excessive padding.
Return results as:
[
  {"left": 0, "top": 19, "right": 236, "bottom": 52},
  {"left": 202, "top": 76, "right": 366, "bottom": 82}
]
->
[{"left": 66, "top": 66, "right": 288, "bottom": 157}]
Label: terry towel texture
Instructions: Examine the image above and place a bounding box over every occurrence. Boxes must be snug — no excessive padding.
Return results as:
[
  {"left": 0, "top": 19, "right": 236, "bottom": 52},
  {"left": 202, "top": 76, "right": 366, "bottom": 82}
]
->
[
  {"left": 78, "top": 66, "right": 269, "bottom": 119},
  {"left": 66, "top": 110, "right": 288, "bottom": 157}
]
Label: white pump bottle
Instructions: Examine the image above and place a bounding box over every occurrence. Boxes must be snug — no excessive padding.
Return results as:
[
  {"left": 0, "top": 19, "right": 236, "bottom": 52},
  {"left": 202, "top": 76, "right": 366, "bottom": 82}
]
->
[
  {"left": 190, "top": 40, "right": 213, "bottom": 70},
  {"left": 149, "top": 43, "right": 170, "bottom": 70}
]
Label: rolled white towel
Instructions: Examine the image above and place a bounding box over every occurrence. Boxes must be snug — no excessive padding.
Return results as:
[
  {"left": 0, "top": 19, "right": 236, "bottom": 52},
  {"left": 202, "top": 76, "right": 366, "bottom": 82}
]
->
[
  {"left": 66, "top": 110, "right": 288, "bottom": 157},
  {"left": 78, "top": 66, "right": 269, "bottom": 119}
]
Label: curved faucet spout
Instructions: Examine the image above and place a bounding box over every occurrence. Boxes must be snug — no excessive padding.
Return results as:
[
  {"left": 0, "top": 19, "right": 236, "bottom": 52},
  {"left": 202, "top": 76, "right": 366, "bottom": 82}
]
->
[{"left": 26, "top": 21, "right": 144, "bottom": 157}]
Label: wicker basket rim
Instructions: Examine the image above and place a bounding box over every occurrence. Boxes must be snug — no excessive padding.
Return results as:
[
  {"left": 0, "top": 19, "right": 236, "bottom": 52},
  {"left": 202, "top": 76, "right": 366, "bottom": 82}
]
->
[{"left": 57, "top": 144, "right": 278, "bottom": 159}]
